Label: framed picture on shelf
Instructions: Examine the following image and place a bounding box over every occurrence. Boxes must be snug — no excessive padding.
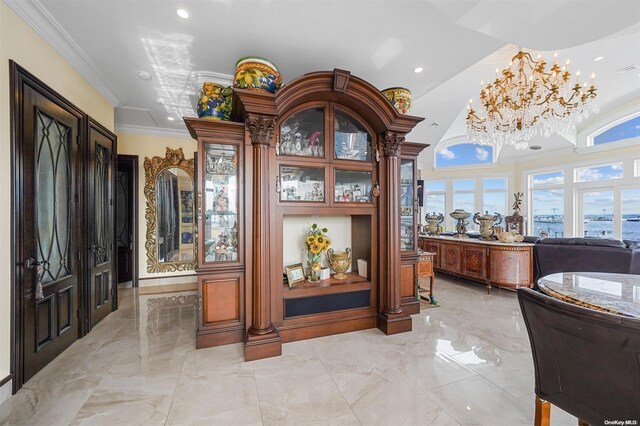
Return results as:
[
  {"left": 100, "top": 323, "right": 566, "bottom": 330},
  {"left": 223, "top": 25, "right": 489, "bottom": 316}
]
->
[{"left": 285, "top": 263, "right": 305, "bottom": 287}]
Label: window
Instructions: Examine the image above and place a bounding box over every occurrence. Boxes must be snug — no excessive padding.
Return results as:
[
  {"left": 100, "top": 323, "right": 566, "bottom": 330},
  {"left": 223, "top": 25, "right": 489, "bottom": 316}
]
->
[
  {"left": 593, "top": 114, "right": 640, "bottom": 145},
  {"left": 425, "top": 181, "right": 446, "bottom": 215},
  {"left": 529, "top": 170, "right": 565, "bottom": 237},
  {"left": 482, "top": 178, "right": 506, "bottom": 216},
  {"left": 581, "top": 190, "right": 614, "bottom": 238},
  {"left": 531, "top": 189, "right": 564, "bottom": 237},
  {"left": 622, "top": 189, "right": 640, "bottom": 241},
  {"left": 530, "top": 171, "right": 564, "bottom": 186},
  {"left": 453, "top": 180, "right": 475, "bottom": 227},
  {"left": 575, "top": 163, "right": 623, "bottom": 182},
  {"left": 435, "top": 143, "right": 493, "bottom": 168}
]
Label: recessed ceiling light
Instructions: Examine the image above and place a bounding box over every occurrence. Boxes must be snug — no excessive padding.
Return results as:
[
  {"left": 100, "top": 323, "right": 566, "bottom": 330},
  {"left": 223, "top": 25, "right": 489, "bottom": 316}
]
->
[
  {"left": 176, "top": 9, "right": 189, "bottom": 19},
  {"left": 413, "top": 67, "right": 424, "bottom": 73},
  {"left": 593, "top": 56, "right": 604, "bottom": 62},
  {"left": 137, "top": 71, "right": 152, "bottom": 80},
  {"left": 167, "top": 117, "right": 175, "bottom": 121},
  {"left": 530, "top": 145, "right": 542, "bottom": 150}
]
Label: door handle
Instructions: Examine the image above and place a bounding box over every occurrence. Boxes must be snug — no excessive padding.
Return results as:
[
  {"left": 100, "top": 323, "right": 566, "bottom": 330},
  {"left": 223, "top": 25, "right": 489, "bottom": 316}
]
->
[
  {"left": 23, "top": 258, "right": 48, "bottom": 300},
  {"left": 24, "top": 258, "right": 49, "bottom": 270}
]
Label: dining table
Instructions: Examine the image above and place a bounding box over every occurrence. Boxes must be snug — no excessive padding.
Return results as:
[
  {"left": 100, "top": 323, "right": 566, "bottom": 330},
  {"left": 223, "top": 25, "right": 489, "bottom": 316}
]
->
[{"left": 537, "top": 272, "right": 640, "bottom": 318}]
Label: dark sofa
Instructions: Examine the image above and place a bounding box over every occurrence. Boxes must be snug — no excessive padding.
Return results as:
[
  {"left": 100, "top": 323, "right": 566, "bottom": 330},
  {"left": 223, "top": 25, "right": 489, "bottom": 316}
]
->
[{"left": 533, "top": 237, "right": 640, "bottom": 283}]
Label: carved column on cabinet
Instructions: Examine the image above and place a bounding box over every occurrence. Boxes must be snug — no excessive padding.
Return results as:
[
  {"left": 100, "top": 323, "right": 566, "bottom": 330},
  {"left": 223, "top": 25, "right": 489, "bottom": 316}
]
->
[
  {"left": 377, "top": 131, "right": 412, "bottom": 334},
  {"left": 244, "top": 113, "right": 282, "bottom": 360}
]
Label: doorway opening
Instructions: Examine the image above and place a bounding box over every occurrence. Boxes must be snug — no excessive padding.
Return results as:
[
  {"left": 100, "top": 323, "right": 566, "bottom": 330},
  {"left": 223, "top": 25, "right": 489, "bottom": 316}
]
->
[{"left": 116, "top": 155, "right": 138, "bottom": 288}]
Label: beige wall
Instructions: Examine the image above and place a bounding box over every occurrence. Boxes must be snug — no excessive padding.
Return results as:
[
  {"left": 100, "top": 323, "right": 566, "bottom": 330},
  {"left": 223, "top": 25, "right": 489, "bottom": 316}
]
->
[
  {"left": 0, "top": 2, "right": 114, "bottom": 379},
  {"left": 116, "top": 131, "right": 198, "bottom": 284}
]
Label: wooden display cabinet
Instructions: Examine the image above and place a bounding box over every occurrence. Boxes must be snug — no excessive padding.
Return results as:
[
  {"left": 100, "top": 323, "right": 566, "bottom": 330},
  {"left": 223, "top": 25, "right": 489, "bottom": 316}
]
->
[
  {"left": 185, "top": 68, "right": 424, "bottom": 360},
  {"left": 184, "top": 119, "right": 246, "bottom": 348},
  {"left": 399, "top": 143, "right": 429, "bottom": 315}
]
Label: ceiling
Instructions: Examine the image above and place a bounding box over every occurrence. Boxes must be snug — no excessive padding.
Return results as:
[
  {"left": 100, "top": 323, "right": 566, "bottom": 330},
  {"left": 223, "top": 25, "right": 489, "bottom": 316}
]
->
[{"left": 8, "top": 0, "right": 640, "bottom": 168}]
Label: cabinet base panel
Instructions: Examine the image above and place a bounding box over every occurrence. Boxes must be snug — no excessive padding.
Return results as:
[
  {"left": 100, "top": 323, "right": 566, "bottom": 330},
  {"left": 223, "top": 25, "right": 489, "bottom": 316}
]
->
[
  {"left": 279, "top": 316, "right": 376, "bottom": 343},
  {"left": 377, "top": 312, "right": 412, "bottom": 335},
  {"left": 401, "top": 300, "right": 420, "bottom": 315},
  {"left": 244, "top": 331, "right": 282, "bottom": 362},
  {"left": 196, "top": 327, "right": 244, "bottom": 349}
]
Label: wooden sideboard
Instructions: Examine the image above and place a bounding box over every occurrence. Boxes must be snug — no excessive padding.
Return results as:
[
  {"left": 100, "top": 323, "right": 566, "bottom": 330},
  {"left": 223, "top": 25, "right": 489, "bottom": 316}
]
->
[{"left": 418, "top": 235, "right": 533, "bottom": 293}]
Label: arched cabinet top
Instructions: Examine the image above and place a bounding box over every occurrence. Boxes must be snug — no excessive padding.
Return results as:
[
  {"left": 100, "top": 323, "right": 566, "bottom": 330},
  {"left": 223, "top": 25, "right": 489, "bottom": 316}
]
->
[{"left": 233, "top": 69, "right": 424, "bottom": 136}]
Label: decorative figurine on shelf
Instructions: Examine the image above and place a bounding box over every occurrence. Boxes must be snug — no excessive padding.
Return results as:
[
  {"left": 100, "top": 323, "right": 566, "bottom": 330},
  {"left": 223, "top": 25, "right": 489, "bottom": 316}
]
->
[
  {"left": 213, "top": 232, "right": 230, "bottom": 261},
  {"left": 293, "top": 132, "right": 303, "bottom": 153},
  {"left": 214, "top": 189, "right": 229, "bottom": 213},
  {"left": 308, "top": 131, "right": 322, "bottom": 157},
  {"left": 512, "top": 192, "right": 523, "bottom": 216},
  {"left": 304, "top": 223, "right": 331, "bottom": 283},
  {"left": 281, "top": 133, "right": 292, "bottom": 155},
  {"left": 504, "top": 192, "right": 525, "bottom": 236}
]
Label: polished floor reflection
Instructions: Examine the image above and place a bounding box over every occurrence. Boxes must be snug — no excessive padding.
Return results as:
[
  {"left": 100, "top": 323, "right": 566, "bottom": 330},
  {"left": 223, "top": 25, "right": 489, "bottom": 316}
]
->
[{"left": 0, "top": 276, "right": 578, "bottom": 425}]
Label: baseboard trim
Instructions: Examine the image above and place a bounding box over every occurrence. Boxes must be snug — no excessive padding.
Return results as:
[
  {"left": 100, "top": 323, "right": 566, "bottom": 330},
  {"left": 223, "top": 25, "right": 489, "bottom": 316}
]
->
[
  {"left": 138, "top": 282, "right": 197, "bottom": 295},
  {"left": 0, "top": 373, "right": 12, "bottom": 387}
]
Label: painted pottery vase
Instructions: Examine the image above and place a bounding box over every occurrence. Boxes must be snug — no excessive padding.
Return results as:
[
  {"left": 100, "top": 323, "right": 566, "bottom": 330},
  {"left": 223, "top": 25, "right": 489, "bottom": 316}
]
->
[
  {"left": 327, "top": 247, "right": 352, "bottom": 280},
  {"left": 197, "top": 82, "right": 232, "bottom": 120},
  {"left": 382, "top": 87, "right": 412, "bottom": 114},
  {"left": 234, "top": 57, "right": 282, "bottom": 93}
]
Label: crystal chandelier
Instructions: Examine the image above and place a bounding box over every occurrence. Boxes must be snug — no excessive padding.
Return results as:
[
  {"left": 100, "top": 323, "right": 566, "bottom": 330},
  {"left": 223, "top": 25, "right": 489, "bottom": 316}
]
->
[{"left": 466, "top": 49, "right": 598, "bottom": 150}]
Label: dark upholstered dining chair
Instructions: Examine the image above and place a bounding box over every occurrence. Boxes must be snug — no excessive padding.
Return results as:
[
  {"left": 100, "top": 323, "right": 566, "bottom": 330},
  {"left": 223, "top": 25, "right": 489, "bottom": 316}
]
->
[{"left": 517, "top": 287, "right": 640, "bottom": 426}]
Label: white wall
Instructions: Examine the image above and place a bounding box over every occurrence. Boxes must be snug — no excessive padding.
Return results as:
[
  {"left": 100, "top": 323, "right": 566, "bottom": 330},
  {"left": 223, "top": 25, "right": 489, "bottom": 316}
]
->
[{"left": 0, "top": 1, "right": 114, "bottom": 389}]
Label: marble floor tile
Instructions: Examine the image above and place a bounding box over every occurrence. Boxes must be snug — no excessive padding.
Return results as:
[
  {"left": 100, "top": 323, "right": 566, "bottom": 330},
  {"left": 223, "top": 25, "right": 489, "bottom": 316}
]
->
[
  {"left": 427, "top": 375, "right": 533, "bottom": 425},
  {"left": 1, "top": 275, "right": 596, "bottom": 425}
]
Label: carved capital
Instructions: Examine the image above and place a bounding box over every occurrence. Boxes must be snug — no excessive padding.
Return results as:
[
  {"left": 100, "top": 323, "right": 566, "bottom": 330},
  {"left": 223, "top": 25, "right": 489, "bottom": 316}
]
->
[
  {"left": 246, "top": 113, "right": 277, "bottom": 146},
  {"left": 381, "top": 131, "right": 405, "bottom": 157}
]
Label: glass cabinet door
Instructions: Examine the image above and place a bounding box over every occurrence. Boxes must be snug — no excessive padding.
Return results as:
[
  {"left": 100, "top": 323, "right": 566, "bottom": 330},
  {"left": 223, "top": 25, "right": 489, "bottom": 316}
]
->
[
  {"left": 203, "top": 143, "right": 239, "bottom": 263},
  {"left": 334, "top": 169, "right": 373, "bottom": 203},
  {"left": 334, "top": 110, "right": 372, "bottom": 162},
  {"left": 279, "top": 107, "right": 325, "bottom": 158},
  {"left": 279, "top": 166, "right": 325, "bottom": 202},
  {"left": 400, "top": 159, "right": 415, "bottom": 251}
]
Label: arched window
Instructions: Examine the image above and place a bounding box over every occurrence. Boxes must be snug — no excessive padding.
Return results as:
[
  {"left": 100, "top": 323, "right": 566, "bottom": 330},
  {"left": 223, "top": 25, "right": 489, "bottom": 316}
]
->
[
  {"left": 434, "top": 143, "right": 494, "bottom": 168},
  {"left": 592, "top": 113, "right": 640, "bottom": 146}
]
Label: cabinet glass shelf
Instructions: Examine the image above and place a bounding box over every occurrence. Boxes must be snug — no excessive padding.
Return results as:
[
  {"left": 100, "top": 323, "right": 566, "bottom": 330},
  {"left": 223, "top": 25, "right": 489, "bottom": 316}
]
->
[{"left": 204, "top": 143, "right": 239, "bottom": 263}]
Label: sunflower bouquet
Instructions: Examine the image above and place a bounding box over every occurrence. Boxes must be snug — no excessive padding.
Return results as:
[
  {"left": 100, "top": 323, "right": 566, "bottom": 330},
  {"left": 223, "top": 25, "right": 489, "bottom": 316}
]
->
[{"left": 304, "top": 223, "right": 330, "bottom": 282}]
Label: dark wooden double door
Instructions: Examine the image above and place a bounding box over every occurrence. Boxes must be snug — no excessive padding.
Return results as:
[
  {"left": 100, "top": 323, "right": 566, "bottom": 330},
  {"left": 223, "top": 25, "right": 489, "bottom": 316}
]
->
[{"left": 12, "top": 62, "right": 116, "bottom": 389}]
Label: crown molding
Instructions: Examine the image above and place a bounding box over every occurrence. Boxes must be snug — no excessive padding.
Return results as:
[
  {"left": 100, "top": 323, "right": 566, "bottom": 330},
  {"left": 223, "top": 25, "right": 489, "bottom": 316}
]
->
[
  {"left": 115, "top": 123, "right": 192, "bottom": 139},
  {"left": 5, "top": 0, "right": 122, "bottom": 106}
]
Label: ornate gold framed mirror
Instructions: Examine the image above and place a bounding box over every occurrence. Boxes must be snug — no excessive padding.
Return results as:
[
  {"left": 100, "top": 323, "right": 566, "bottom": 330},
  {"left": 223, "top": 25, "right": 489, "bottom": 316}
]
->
[{"left": 144, "top": 147, "right": 196, "bottom": 272}]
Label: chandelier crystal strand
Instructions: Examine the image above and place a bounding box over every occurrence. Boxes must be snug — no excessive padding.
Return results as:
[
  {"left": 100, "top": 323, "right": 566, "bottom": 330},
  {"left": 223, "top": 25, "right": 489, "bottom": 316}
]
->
[{"left": 466, "top": 49, "right": 597, "bottom": 149}]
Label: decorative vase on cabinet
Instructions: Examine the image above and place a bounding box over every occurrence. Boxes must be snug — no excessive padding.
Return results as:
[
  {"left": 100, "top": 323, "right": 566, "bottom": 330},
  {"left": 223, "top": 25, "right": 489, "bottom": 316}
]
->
[{"left": 234, "top": 56, "right": 282, "bottom": 93}]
